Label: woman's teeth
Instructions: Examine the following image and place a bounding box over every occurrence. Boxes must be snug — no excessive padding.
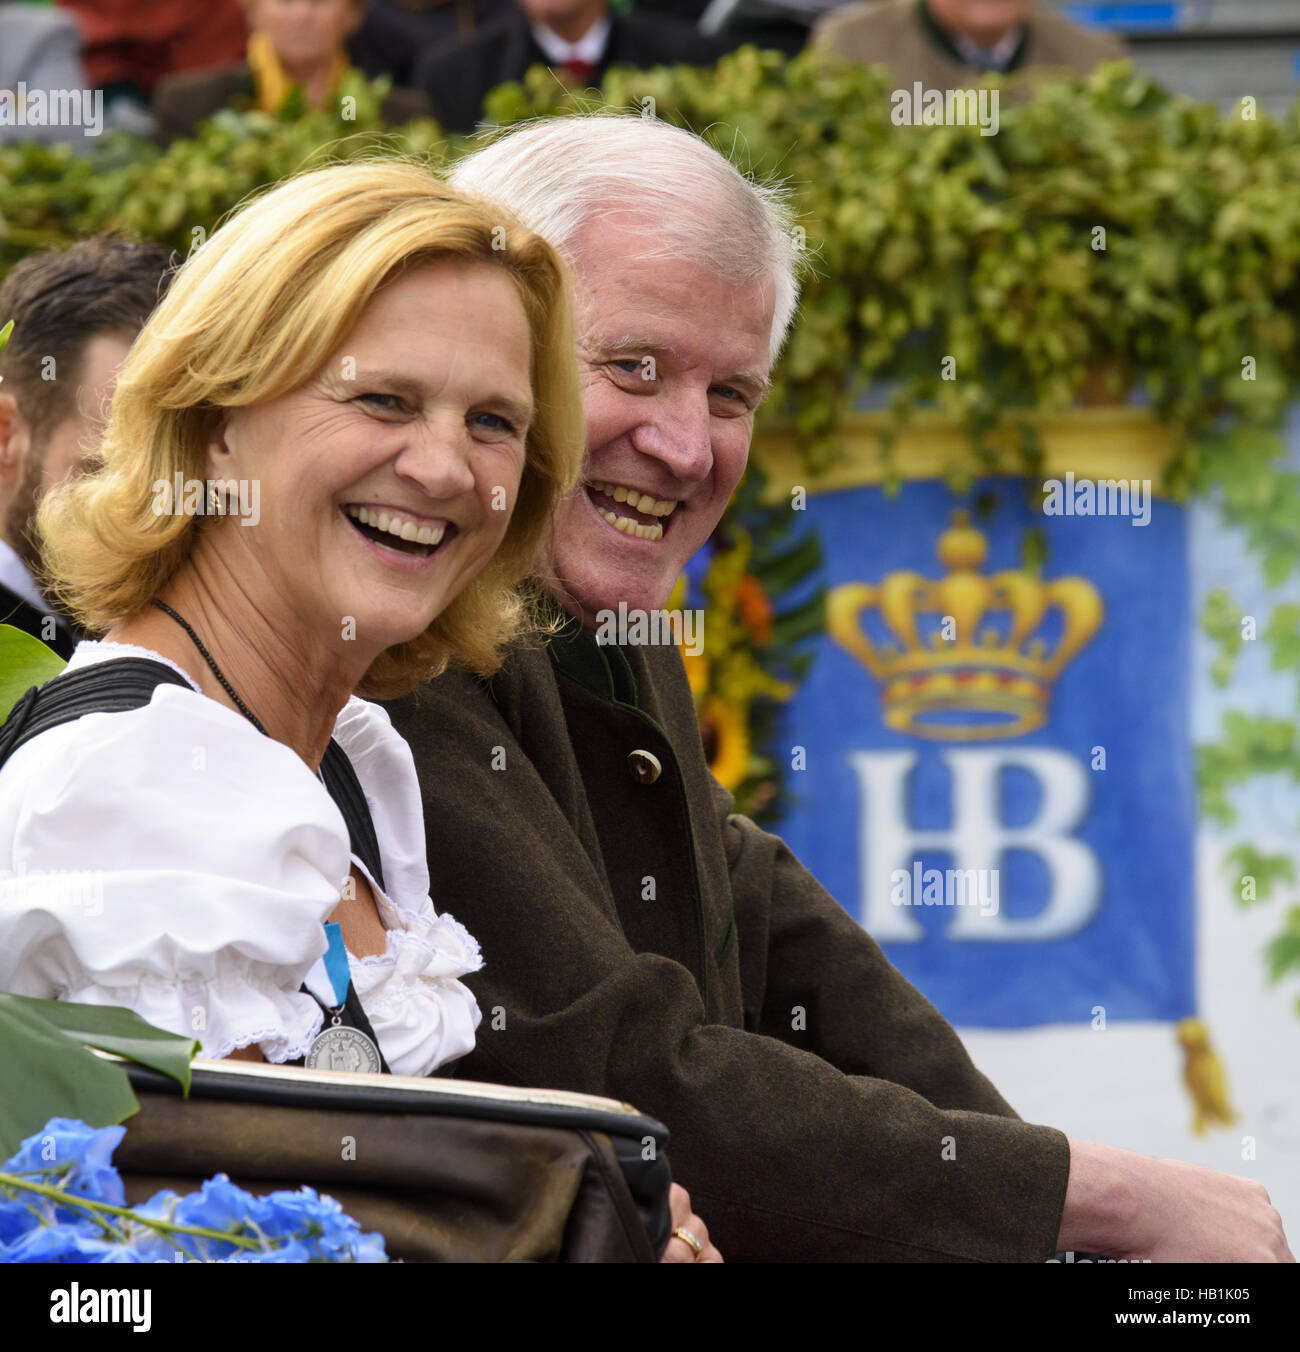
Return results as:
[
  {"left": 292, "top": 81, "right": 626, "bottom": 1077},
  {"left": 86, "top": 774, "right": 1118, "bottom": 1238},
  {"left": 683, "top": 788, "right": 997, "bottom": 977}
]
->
[{"left": 346, "top": 504, "right": 445, "bottom": 548}]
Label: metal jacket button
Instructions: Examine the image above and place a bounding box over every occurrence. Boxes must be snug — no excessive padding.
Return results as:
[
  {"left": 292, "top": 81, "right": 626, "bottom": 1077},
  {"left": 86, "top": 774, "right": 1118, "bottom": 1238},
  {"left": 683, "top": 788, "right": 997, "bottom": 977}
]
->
[{"left": 628, "top": 749, "right": 662, "bottom": 784}]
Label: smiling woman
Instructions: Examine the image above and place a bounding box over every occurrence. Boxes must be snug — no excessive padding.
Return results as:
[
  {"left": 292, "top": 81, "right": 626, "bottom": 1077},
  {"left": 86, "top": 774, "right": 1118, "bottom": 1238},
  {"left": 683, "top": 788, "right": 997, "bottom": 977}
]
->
[{"left": 0, "top": 160, "right": 585, "bottom": 1076}]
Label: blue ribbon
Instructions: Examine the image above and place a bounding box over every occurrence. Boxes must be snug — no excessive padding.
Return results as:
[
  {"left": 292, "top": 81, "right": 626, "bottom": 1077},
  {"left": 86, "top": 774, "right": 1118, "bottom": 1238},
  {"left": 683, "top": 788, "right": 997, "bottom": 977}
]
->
[{"left": 322, "top": 921, "right": 351, "bottom": 1009}]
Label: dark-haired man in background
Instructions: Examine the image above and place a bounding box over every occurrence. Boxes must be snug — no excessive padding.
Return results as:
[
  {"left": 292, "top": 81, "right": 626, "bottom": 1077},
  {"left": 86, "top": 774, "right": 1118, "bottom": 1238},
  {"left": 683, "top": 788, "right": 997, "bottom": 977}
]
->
[{"left": 0, "top": 236, "right": 174, "bottom": 657}]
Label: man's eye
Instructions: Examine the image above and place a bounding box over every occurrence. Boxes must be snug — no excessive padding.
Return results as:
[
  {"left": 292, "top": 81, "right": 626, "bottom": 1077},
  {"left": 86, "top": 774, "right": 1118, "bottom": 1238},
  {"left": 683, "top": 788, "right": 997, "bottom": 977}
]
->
[
  {"left": 612, "top": 359, "right": 643, "bottom": 374},
  {"left": 711, "top": 385, "right": 743, "bottom": 402}
]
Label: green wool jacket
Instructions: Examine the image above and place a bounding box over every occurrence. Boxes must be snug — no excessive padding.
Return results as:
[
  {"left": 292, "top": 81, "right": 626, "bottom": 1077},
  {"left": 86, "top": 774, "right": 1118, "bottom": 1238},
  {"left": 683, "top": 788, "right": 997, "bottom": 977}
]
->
[{"left": 383, "top": 619, "right": 1073, "bottom": 1261}]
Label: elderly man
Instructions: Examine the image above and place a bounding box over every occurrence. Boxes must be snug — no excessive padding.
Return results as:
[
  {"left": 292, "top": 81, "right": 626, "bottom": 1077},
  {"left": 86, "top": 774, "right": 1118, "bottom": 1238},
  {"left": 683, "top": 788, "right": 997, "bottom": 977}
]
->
[
  {"left": 384, "top": 115, "right": 1292, "bottom": 1264},
  {"left": 0, "top": 235, "right": 174, "bottom": 657}
]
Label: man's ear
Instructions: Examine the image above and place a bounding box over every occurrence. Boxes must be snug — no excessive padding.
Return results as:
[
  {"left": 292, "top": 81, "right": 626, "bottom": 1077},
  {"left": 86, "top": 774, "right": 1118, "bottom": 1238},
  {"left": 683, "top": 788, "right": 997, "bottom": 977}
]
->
[{"left": 0, "top": 391, "right": 29, "bottom": 475}]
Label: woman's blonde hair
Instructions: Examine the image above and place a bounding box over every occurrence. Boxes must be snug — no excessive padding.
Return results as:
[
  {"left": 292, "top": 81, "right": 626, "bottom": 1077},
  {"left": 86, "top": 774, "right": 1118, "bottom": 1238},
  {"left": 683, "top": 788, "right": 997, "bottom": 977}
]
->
[{"left": 38, "top": 158, "right": 585, "bottom": 697}]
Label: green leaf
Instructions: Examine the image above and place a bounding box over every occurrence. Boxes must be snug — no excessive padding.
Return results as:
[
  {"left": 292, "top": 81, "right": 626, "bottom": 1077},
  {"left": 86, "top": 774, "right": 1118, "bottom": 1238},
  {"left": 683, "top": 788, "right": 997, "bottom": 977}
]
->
[
  {"left": 0, "top": 996, "right": 140, "bottom": 1161},
  {"left": 771, "top": 593, "right": 827, "bottom": 647},
  {"left": 0, "top": 995, "right": 199, "bottom": 1160},
  {"left": 756, "top": 536, "right": 823, "bottom": 593},
  {"left": 0, "top": 623, "right": 65, "bottom": 721},
  {"left": 0, "top": 318, "right": 12, "bottom": 354},
  {"left": 2, "top": 994, "right": 199, "bottom": 1092},
  {"left": 1263, "top": 908, "right": 1300, "bottom": 986},
  {"left": 1221, "top": 845, "right": 1295, "bottom": 905}
]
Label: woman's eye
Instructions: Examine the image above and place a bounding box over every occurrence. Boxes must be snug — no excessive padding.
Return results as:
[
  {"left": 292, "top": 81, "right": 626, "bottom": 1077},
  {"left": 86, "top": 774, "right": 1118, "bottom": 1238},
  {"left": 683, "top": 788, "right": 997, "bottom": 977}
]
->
[
  {"left": 358, "top": 392, "right": 402, "bottom": 411},
  {"left": 472, "top": 411, "right": 516, "bottom": 434}
]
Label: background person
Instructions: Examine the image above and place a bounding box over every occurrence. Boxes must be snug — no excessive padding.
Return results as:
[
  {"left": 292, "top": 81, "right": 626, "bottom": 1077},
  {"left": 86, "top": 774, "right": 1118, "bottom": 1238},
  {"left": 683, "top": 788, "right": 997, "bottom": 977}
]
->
[
  {"left": 348, "top": 0, "right": 514, "bottom": 89},
  {"left": 0, "top": 235, "right": 175, "bottom": 658},
  {"left": 57, "top": 0, "right": 249, "bottom": 136},
  {"left": 0, "top": 1, "right": 94, "bottom": 147},
  {"left": 411, "top": 0, "right": 722, "bottom": 135},
  {"left": 153, "top": 0, "right": 429, "bottom": 145},
  {"left": 812, "top": 0, "right": 1126, "bottom": 85}
]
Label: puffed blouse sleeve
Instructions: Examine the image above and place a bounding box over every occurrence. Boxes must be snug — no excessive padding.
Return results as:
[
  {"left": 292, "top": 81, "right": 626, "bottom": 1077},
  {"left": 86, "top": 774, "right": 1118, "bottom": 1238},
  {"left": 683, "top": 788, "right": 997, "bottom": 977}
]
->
[{"left": 0, "top": 684, "right": 346, "bottom": 1062}]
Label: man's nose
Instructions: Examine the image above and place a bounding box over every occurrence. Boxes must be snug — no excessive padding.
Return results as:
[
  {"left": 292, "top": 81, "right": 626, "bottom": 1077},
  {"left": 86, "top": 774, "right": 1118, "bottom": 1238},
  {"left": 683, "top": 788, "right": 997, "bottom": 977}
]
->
[{"left": 628, "top": 388, "right": 713, "bottom": 484}]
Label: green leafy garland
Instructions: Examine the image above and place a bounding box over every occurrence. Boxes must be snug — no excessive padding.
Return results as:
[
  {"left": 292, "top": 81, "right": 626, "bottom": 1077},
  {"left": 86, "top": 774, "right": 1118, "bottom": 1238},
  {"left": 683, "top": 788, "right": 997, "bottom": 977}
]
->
[{"left": 2, "top": 50, "right": 1298, "bottom": 1004}]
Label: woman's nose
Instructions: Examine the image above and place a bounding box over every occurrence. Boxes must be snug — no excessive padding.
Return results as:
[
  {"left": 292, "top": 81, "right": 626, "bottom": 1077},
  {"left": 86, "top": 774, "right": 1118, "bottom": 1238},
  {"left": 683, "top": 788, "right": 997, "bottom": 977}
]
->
[{"left": 398, "top": 418, "right": 478, "bottom": 500}]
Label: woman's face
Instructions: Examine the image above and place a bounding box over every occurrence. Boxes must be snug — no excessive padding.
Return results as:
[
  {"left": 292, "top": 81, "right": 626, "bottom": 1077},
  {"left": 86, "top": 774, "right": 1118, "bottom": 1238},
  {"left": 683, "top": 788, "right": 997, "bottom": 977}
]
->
[
  {"left": 206, "top": 259, "right": 534, "bottom": 664},
  {"left": 252, "top": 0, "right": 361, "bottom": 68}
]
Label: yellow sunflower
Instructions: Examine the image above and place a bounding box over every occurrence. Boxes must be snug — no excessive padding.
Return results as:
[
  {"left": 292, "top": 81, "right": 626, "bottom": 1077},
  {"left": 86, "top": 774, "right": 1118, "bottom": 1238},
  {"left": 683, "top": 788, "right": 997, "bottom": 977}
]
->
[{"left": 700, "top": 695, "right": 750, "bottom": 791}]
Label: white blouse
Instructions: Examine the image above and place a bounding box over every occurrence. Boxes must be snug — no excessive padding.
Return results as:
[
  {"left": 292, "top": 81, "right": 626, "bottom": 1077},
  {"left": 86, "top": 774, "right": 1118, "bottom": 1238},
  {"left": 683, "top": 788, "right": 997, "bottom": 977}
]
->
[{"left": 0, "top": 640, "right": 482, "bottom": 1076}]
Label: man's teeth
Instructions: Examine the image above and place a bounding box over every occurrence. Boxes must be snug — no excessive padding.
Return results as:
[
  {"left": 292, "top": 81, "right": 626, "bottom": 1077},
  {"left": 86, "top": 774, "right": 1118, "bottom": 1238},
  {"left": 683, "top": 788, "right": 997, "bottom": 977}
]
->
[
  {"left": 596, "top": 507, "right": 663, "bottom": 540},
  {"left": 346, "top": 504, "right": 445, "bottom": 547},
  {"left": 589, "top": 482, "right": 678, "bottom": 517}
]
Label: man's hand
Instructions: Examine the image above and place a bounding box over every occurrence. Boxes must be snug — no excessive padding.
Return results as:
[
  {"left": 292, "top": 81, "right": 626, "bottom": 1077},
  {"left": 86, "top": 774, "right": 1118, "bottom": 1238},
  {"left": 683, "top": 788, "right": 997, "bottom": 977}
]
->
[
  {"left": 1059, "top": 1138, "right": 1294, "bottom": 1262},
  {"left": 660, "top": 1182, "right": 723, "bottom": 1263}
]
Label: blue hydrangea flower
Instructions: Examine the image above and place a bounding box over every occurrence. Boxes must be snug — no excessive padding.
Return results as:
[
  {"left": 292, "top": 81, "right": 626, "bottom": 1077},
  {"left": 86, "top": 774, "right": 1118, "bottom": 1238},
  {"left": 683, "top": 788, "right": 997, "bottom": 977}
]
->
[
  {"left": 230, "top": 1238, "right": 314, "bottom": 1263},
  {"left": 244, "top": 1188, "right": 364, "bottom": 1261},
  {"left": 169, "top": 1174, "right": 258, "bottom": 1258},
  {"left": 0, "top": 1225, "right": 132, "bottom": 1264},
  {"left": 0, "top": 1193, "right": 45, "bottom": 1244},
  {"left": 348, "top": 1230, "right": 388, "bottom": 1264},
  {"left": 1, "top": 1119, "right": 388, "bottom": 1264},
  {"left": 2, "top": 1118, "right": 125, "bottom": 1207}
]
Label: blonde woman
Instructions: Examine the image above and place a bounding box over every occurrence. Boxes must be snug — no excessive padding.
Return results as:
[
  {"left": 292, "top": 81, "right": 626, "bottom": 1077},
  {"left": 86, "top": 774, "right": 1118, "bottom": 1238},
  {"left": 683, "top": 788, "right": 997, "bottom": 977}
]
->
[{"left": 0, "top": 159, "right": 583, "bottom": 1078}]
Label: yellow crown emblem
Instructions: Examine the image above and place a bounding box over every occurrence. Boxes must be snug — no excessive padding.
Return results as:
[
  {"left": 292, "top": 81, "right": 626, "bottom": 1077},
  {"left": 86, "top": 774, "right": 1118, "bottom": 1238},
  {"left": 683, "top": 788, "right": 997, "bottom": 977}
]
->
[{"left": 827, "top": 511, "right": 1104, "bottom": 741}]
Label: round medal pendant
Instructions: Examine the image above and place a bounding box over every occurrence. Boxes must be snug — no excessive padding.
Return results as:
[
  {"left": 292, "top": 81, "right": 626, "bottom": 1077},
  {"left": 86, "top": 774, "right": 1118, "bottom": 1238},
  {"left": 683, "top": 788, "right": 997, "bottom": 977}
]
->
[{"left": 305, "top": 1024, "right": 382, "bottom": 1074}]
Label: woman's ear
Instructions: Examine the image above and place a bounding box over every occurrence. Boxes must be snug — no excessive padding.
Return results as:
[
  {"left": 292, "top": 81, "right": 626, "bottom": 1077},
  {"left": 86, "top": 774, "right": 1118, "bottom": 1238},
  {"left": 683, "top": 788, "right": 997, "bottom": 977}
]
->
[{"left": 203, "top": 409, "right": 231, "bottom": 479}]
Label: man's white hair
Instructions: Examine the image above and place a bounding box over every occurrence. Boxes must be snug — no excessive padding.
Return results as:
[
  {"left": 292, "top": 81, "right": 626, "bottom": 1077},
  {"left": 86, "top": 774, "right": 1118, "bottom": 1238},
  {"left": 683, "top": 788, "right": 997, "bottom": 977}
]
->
[{"left": 448, "top": 114, "right": 802, "bottom": 365}]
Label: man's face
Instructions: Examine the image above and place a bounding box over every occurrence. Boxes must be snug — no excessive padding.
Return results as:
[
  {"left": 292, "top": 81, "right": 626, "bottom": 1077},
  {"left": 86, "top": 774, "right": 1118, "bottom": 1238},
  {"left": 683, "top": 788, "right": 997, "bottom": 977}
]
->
[
  {"left": 1, "top": 332, "right": 132, "bottom": 575},
  {"left": 927, "top": 0, "right": 1032, "bottom": 45},
  {"left": 516, "top": 0, "right": 605, "bottom": 34},
  {"left": 553, "top": 219, "right": 775, "bottom": 624}
]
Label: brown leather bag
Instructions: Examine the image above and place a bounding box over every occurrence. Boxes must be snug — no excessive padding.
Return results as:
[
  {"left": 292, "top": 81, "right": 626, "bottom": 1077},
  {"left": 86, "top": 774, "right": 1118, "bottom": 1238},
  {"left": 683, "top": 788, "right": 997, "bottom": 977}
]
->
[{"left": 110, "top": 1056, "right": 672, "bottom": 1262}]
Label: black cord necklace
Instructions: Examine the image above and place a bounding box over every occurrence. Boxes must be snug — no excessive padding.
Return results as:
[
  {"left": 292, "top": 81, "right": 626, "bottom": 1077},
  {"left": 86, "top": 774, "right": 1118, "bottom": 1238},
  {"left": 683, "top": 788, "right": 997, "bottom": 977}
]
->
[{"left": 151, "top": 598, "right": 268, "bottom": 737}]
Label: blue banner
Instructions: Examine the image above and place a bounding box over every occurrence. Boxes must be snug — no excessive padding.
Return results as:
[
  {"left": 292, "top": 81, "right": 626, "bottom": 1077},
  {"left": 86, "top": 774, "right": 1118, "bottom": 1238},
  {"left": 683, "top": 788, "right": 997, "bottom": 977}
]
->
[{"left": 773, "top": 477, "right": 1196, "bottom": 1027}]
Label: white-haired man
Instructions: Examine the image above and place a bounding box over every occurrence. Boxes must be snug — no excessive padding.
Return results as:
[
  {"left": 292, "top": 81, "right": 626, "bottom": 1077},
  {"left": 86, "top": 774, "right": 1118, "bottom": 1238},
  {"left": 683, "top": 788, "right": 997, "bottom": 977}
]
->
[{"left": 384, "top": 116, "right": 1292, "bottom": 1264}]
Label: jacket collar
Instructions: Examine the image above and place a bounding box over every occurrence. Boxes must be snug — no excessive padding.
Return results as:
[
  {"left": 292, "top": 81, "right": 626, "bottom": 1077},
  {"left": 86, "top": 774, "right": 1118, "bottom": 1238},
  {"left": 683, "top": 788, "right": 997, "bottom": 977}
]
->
[
  {"left": 547, "top": 604, "right": 640, "bottom": 708},
  {"left": 916, "top": 0, "right": 1028, "bottom": 73}
]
